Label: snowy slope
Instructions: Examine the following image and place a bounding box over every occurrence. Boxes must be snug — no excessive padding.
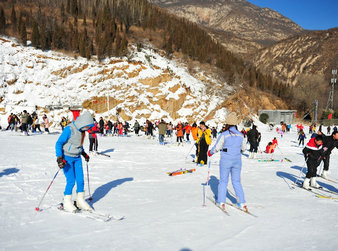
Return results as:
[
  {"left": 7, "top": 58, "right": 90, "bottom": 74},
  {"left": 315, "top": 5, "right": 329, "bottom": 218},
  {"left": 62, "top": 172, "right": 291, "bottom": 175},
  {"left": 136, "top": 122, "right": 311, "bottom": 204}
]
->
[
  {"left": 0, "top": 36, "right": 233, "bottom": 126},
  {"left": 1, "top": 125, "right": 337, "bottom": 250}
]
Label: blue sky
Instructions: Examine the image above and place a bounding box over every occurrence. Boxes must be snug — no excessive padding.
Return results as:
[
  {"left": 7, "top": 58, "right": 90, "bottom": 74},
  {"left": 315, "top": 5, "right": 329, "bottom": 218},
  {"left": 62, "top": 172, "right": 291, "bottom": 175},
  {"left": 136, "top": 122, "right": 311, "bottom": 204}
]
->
[{"left": 247, "top": 0, "right": 338, "bottom": 30}]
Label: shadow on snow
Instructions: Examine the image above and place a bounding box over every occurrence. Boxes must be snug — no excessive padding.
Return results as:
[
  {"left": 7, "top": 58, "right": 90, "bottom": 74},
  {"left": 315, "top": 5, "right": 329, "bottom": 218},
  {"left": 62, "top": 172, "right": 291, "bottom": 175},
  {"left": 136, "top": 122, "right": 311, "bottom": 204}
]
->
[
  {"left": 89, "top": 177, "right": 134, "bottom": 205},
  {"left": 276, "top": 170, "right": 338, "bottom": 193},
  {"left": 99, "top": 148, "right": 115, "bottom": 154},
  {"left": 206, "top": 175, "right": 237, "bottom": 204},
  {"left": 0, "top": 168, "right": 20, "bottom": 178}
]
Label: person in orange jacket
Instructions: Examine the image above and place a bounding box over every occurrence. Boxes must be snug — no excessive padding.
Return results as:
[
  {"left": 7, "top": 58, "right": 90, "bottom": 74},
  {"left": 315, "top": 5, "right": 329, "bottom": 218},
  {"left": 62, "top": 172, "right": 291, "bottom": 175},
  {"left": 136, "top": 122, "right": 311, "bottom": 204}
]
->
[
  {"left": 190, "top": 122, "right": 199, "bottom": 160},
  {"left": 176, "top": 121, "right": 184, "bottom": 145},
  {"left": 191, "top": 122, "right": 198, "bottom": 141},
  {"left": 183, "top": 123, "right": 192, "bottom": 143}
]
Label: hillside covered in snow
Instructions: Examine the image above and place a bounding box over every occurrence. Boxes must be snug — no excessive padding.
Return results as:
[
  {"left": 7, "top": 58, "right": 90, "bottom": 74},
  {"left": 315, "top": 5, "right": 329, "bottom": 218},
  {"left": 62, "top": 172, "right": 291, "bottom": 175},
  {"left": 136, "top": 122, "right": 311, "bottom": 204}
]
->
[
  {"left": 0, "top": 36, "right": 288, "bottom": 126},
  {"left": 0, "top": 36, "right": 231, "bottom": 123}
]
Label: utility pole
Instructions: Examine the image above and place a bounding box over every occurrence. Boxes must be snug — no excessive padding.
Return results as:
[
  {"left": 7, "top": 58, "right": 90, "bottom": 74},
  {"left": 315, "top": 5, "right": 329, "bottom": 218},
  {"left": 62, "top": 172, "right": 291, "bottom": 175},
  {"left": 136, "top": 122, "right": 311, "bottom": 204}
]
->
[
  {"left": 107, "top": 95, "right": 109, "bottom": 117},
  {"left": 326, "top": 69, "right": 337, "bottom": 111},
  {"left": 314, "top": 99, "right": 318, "bottom": 123}
]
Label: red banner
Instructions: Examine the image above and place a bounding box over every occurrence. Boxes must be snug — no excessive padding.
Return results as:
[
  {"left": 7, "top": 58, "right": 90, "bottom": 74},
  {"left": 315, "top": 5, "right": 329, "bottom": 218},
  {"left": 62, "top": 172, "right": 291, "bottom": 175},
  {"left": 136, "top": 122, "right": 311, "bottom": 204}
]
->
[
  {"left": 328, "top": 113, "right": 333, "bottom": 120},
  {"left": 71, "top": 110, "right": 81, "bottom": 120}
]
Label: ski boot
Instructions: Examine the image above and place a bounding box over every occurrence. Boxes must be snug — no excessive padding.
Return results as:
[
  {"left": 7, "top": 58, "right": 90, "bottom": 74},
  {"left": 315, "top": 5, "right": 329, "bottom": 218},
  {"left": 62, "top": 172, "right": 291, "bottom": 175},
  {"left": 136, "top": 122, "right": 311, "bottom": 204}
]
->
[
  {"left": 76, "top": 192, "right": 93, "bottom": 211},
  {"left": 302, "top": 178, "right": 311, "bottom": 190},
  {"left": 218, "top": 202, "right": 226, "bottom": 211},
  {"left": 237, "top": 203, "right": 248, "bottom": 212},
  {"left": 321, "top": 170, "right": 328, "bottom": 180},
  {"left": 310, "top": 177, "right": 322, "bottom": 189},
  {"left": 63, "top": 195, "right": 77, "bottom": 213}
]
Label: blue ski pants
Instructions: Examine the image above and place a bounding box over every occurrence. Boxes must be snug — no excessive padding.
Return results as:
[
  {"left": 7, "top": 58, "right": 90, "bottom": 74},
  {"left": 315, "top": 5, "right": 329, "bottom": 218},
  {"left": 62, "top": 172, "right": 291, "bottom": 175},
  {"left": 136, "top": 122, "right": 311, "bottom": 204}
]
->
[
  {"left": 63, "top": 155, "right": 84, "bottom": 195},
  {"left": 217, "top": 157, "right": 245, "bottom": 204}
]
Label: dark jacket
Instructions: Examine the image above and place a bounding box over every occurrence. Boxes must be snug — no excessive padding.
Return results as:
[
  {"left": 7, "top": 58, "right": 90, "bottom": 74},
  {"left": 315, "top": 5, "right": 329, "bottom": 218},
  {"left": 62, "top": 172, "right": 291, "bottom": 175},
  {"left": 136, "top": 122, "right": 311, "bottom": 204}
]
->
[
  {"left": 302, "top": 138, "right": 323, "bottom": 164},
  {"left": 246, "top": 128, "right": 259, "bottom": 144},
  {"left": 321, "top": 134, "right": 338, "bottom": 156}
]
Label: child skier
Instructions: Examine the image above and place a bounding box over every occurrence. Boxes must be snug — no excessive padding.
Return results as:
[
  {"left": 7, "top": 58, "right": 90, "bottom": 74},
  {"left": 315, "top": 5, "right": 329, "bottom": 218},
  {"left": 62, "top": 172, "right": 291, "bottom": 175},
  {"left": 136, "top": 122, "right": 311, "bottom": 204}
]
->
[
  {"left": 246, "top": 125, "right": 259, "bottom": 158},
  {"left": 88, "top": 120, "right": 100, "bottom": 153},
  {"left": 183, "top": 123, "right": 192, "bottom": 143},
  {"left": 266, "top": 142, "right": 275, "bottom": 154},
  {"left": 208, "top": 113, "right": 247, "bottom": 211},
  {"left": 302, "top": 135, "right": 324, "bottom": 189},
  {"left": 298, "top": 131, "right": 306, "bottom": 147},
  {"left": 272, "top": 137, "right": 278, "bottom": 147},
  {"left": 55, "top": 111, "right": 94, "bottom": 212},
  {"left": 176, "top": 121, "right": 184, "bottom": 145}
]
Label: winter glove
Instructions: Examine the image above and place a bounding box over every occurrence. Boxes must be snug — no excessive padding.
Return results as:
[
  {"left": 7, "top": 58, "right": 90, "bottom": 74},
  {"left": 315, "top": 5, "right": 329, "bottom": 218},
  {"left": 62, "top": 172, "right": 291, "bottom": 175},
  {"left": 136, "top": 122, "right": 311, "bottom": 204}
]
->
[
  {"left": 207, "top": 150, "right": 213, "bottom": 157},
  {"left": 57, "top": 157, "right": 66, "bottom": 169},
  {"left": 82, "top": 152, "right": 90, "bottom": 162}
]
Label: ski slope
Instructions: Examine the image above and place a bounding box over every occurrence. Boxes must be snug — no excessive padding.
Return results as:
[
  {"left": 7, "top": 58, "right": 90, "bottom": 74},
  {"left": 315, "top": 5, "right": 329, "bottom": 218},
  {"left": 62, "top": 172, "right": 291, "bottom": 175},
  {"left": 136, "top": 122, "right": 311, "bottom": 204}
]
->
[{"left": 0, "top": 125, "right": 337, "bottom": 251}]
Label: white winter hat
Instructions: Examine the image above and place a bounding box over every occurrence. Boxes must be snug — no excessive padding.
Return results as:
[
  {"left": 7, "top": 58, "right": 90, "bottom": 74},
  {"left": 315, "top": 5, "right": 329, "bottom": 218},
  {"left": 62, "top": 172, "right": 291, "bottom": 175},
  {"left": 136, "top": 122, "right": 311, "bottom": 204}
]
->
[{"left": 225, "top": 112, "right": 239, "bottom": 125}]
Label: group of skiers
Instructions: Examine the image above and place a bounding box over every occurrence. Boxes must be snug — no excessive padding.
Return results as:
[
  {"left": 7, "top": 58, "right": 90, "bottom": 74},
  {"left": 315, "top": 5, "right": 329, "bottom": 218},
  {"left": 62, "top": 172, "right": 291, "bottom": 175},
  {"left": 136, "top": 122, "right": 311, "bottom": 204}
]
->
[
  {"left": 5, "top": 111, "right": 50, "bottom": 135},
  {"left": 302, "top": 130, "right": 338, "bottom": 189},
  {"left": 296, "top": 123, "right": 338, "bottom": 189},
  {"left": 4, "top": 109, "right": 333, "bottom": 214},
  {"left": 54, "top": 111, "right": 249, "bottom": 212}
]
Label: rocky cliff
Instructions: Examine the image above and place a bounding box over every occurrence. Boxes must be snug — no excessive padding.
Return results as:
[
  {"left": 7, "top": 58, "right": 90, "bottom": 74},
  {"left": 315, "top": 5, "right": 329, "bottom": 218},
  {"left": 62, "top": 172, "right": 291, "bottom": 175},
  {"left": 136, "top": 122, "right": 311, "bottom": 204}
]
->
[
  {"left": 253, "top": 28, "right": 338, "bottom": 86},
  {"left": 150, "top": 0, "right": 303, "bottom": 56}
]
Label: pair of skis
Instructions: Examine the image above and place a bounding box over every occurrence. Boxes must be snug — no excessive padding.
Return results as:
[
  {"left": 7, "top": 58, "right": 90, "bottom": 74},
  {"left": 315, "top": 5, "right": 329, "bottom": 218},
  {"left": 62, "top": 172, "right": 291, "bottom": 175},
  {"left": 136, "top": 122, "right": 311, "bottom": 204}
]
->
[
  {"left": 207, "top": 197, "right": 257, "bottom": 217},
  {"left": 317, "top": 175, "right": 338, "bottom": 185},
  {"left": 57, "top": 203, "right": 124, "bottom": 222},
  {"left": 91, "top": 151, "right": 111, "bottom": 158},
  {"left": 292, "top": 181, "right": 338, "bottom": 200},
  {"left": 167, "top": 168, "right": 196, "bottom": 176},
  {"left": 257, "top": 157, "right": 292, "bottom": 162}
]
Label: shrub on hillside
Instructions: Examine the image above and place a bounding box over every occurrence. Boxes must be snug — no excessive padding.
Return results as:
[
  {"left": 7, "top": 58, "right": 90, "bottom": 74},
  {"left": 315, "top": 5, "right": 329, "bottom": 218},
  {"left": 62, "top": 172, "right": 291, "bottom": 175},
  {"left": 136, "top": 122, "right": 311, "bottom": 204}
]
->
[{"left": 259, "top": 113, "right": 269, "bottom": 124}]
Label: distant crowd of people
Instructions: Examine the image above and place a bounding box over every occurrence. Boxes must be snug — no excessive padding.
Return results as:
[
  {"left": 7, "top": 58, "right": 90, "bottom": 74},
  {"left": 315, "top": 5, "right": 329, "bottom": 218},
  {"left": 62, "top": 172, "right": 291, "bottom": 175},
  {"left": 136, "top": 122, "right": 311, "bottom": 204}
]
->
[{"left": 5, "top": 111, "right": 50, "bottom": 135}]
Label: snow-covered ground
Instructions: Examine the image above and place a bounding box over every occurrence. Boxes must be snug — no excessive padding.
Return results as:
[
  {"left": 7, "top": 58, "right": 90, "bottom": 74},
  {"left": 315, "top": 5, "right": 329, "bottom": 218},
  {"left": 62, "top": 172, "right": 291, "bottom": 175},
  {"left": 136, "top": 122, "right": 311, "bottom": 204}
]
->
[{"left": 0, "top": 124, "right": 337, "bottom": 251}]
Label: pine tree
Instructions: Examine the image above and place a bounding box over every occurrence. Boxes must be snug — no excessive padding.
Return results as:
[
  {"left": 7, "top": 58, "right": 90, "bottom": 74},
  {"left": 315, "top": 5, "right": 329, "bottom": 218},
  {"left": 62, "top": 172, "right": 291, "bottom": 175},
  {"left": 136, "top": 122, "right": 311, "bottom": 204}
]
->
[
  {"left": 31, "top": 21, "right": 40, "bottom": 48},
  {"left": 10, "top": 5, "right": 17, "bottom": 29},
  {"left": 79, "top": 29, "right": 87, "bottom": 57},
  {"left": 20, "top": 22, "right": 27, "bottom": 46},
  {"left": 61, "top": 3, "right": 66, "bottom": 24},
  {"left": 70, "top": 0, "right": 78, "bottom": 16},
  {"left": 0, "top": 8, "right": 6, "bottom": 34},
  {"left": 120, "top": 33, "right": 128, "bottom": 55},
  {"left": 83, "top": 14, "right": 87, "bottom": 26},
  {"left": 17, "top": 12, "right": 23, "bottom": 33},
  {"left": 86, "top": 38, "right": 93, "bottom": 60},
  {"left": 40, "top": 22, "right": 48, "bottom": 50},
  {"left": 66, "top": 0, "right": 71, "bottom": 14}
]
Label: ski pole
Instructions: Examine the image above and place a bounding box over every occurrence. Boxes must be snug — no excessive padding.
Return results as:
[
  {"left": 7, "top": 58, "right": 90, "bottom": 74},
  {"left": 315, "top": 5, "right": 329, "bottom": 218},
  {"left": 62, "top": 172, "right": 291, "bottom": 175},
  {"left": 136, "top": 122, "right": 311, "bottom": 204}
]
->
[
  {"left": 317, "top": 161, "right": 324, "bottom": 177},
  {"left": 294, "top": 159, "right": 307, "bottom": 185},
  {"left": 185, "top": 143, "right": 195, "bottom": 160},
  {"left": 35, "top": 168, "right": 61, "bottom": 211},
  {"left": 203, "top": 160, "right": 211, "bottom": 207},
  {"left": 86, "top": 162, "right": 93, "bottom": 201},
  {"left": 277, "top": 145, "right": 284, "bottom": 155}
]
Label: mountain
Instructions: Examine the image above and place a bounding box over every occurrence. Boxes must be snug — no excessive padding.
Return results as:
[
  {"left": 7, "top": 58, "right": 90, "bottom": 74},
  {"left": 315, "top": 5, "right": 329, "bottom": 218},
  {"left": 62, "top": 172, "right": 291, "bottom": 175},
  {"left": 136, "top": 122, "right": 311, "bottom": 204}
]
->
[
  {"left": 0, "top": 36, "right": 288, "bottom": 125},
  {"left": 150, "top": 0, "right": 304, "bottom": 57},
  {"left": 253, "top": 28, "right": 338, "bottom": 86}
]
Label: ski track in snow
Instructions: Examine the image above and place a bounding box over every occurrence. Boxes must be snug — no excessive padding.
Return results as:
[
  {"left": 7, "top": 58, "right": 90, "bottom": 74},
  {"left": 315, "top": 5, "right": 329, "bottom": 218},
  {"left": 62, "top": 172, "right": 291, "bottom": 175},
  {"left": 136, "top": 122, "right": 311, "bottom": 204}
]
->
[{"left": 0, "top": 125, "right": 337, "bottom": 250}]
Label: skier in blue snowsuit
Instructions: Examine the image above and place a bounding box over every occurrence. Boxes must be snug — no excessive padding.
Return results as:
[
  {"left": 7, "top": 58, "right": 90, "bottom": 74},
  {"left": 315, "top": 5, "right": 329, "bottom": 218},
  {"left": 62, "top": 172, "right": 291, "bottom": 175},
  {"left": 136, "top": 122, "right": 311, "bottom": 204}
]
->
[
  {"left": 208, "top": 112, "right": 247, "bottom": 211},
  {"left": 55, "top": 111, "right": 94, "bottom": 212}
]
